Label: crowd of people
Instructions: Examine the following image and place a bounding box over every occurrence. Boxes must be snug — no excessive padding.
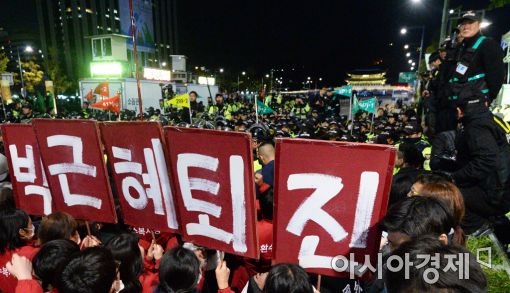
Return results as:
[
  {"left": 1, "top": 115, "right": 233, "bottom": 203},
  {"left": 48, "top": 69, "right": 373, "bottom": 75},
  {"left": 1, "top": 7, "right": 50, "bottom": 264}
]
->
[{"left": 0, "top": 10, "right": 509, "bottom": 293}]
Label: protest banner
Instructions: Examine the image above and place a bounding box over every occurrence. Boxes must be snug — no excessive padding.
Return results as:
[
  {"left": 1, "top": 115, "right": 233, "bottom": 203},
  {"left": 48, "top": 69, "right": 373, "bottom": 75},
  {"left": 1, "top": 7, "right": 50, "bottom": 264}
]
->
[
  {"left": 1, "top": 124, "right": 52, "bottom": 216},
  {"left": 32, "top": 119, "right": 117, "bottom": 223},
  {"left": 164, "top": 127, "right": 259, "bottom": 258},
  {"left": 273, "top": 138, "right": 396, "bottom": 277},
  {"left": 100, "top": 122, "right": 179, "bottom": 232}
]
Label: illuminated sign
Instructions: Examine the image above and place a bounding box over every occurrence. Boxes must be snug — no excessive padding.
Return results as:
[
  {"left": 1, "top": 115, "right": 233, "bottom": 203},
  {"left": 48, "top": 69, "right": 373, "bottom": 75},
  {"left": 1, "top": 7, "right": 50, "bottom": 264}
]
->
[
  {"left": 90, "top": 62, "right": 123, "bottom": 77},
  {"left": 143, "top": 67, "right": 171, "bottom": 81},
  {"left": 198, "top": 76, "right": 215, "bottom": 85}
]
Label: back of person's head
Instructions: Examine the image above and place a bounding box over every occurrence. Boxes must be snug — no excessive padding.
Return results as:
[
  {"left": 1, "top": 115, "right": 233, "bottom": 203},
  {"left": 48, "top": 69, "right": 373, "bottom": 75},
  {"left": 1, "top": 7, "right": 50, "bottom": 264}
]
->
[
  {"left": 158, "top": 246, "right": 201, "bottom": 293},
  {"left": 0, "top": 187, "right": 15, "bottom": 211},
  {"left": 264, "top": 263, "right": 313, "bottom": 293},
  {"left": 419, "top": 182, "right": 465, "bottom": 229},
  {"left": 33, "top": 239, "right": 80, "bottom": 291},
  {"left": 389, "top": 174, "right": 416, "bottom": 207},
  {"left": 38, "top": 211, "right": 78, "bottom": 245},
  {"left": 384, "top": 235, "right": 487, "bottom": 293},
  {"left": 399, "top": 143, "right": 424, "bottom": 169},
  {"left": 57, "top": 246, "right": 117, "bottom": 293},
  {"left": 415, "top": 173, "right": 453, "bottom": 186},
  {"left": 419, "top": 181, "right": 466, "bottom": 246},
  {"left": 260, "top": 189, "right": 274, "bottom": 221},
  {"left": 0, "top": 208, "right": 29, "bottom": 253},
  {"left": 104, "top": 233, "right": 142, "bottom": 293},
  {"left": 380, "top": 197, "right": 455, "bottom": 248}
]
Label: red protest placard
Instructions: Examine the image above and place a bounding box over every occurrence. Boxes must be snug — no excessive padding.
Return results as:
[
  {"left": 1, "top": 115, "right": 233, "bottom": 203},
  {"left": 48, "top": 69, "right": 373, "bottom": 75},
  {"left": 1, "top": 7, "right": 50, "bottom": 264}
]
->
[
  {"left": 164, "top": 127, "right": 258, "bottom": 258},
  {"left": 1, "top": 124, "right": 52, "bottom": 216},
  {"left": 32, "top": 119, "right": 117, "bottom": 223},
  {"left": 273, "top": 138, "right": 396, "bottom": 278},
  {"left": 100, "top": 122, "right": 179, "bottom": 232}
]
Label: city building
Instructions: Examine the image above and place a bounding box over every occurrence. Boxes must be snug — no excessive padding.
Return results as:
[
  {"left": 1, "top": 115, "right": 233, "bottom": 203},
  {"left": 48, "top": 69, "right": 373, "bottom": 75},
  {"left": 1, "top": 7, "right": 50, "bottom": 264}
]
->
[
  {"left": 35, "top": 0, "right": 178, "bottom": 81},
  {"left": 346, "top": 69, "right": 387, "bottom": 86}
]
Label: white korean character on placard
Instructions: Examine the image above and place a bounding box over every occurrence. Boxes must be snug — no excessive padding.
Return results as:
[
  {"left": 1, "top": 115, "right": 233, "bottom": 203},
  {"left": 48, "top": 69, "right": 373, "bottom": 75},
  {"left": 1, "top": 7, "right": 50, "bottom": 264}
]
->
[
  {"left": 177, "top": 153, "right": 247, "bottom": 253},
  {"left": 112, "top": 139, "right": 178, "bottom": 230},
  {"left": 47, "top": 135, "right": 100, "bottom": 209},
  {"left": 286, "top": 172, "right": 379, "bottom": 270},
  {"left": 9, "top": 144, "right": 52, "bottom": 214}
]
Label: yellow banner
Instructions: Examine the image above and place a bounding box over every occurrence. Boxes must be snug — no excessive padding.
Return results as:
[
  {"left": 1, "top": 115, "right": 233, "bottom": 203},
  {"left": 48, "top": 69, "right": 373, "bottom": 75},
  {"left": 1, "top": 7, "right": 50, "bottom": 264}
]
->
[{"left": 165, "top": 93, "right": 189, "bottom": 108}]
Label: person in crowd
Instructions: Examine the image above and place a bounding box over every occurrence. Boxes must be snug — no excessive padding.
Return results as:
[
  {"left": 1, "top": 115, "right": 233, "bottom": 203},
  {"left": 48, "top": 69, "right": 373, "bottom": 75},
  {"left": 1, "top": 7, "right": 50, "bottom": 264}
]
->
[
  {"left": 0, "top": 208, "right": 37, "bottom": 293},
  {"left": 380, "top": 196, "right": 456, "bottom": 251},
  {"left": 447, "top": 11, "right": 505, "bottom": 106},
  {"left": 32, "top": 239, "right": 80, "bottom": 292},
  {"left": 209, "top": 94, "right": 232, "bottom": 120},
  {"left": 156, "top": 245, "right": 236, "bottom": 293},
  {"left": 0, "top": 187, "right": 15, "bottom": 210},
  {"left": 452, "top": 93, "right": 510, "bottom": 235},
  {"left": 254, "top": 142, "right": 275, "bottom": 195},
  {"left": 104, "top": 233, "right": 145, "bottom": 293},
  {"left": 384, "top": 235, "right": 487, "bottom": 293},
  {"left": 413, "top": 180, "right": 466, "bottom": 246},
  {"left": 262, "top": 263, "right": 316, "bottom": 293},
  {"left": 37, "top": 211, "right": 81, "bottom": 246}
]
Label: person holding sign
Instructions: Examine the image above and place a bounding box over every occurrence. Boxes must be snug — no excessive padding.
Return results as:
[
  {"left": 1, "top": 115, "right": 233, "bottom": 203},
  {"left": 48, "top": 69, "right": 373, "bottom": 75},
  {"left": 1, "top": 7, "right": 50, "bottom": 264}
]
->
[{"left": 0, "top": 209, "right": 38, "bottom": 293}]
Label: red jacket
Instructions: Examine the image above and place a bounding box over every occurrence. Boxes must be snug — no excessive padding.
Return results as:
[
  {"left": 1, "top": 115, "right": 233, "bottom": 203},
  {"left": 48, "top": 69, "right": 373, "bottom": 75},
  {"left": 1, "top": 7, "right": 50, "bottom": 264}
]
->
[{"left": 0, "top": 246, "right": 39, "bottom": 293}]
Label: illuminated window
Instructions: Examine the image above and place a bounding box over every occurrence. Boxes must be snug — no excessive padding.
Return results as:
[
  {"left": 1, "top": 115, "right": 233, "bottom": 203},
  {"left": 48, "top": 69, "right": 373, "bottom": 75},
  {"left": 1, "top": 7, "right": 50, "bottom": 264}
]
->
[{"left": 102, "top": 38, "right": 112, "bottom": 56}]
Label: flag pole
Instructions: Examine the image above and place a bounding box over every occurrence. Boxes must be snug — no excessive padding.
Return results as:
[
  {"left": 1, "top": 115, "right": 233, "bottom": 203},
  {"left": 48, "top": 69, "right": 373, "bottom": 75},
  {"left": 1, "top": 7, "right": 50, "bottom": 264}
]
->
[
  {"left": 187, "top": 94, "right": 193, "bottom": 125},
  {"left": 129, "top": 0, "right": 144, "bottom": 121},
  {"left": 255, "top": 95, "right": 259, "bottom": 124}
]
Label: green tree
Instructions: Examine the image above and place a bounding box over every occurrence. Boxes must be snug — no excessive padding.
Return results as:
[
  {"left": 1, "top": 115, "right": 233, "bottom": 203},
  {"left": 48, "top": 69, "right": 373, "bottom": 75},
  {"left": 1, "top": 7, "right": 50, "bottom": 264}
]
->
[
  {"left": 44, "top": 48, "right": 73, "bottom": 94},
  {"left": 0, "top": 49, "right": 9, "bottom": 73},
  {"left": 22, "top": 60, "right": 44, "bottom": 93},
  {"left": 489, "top": 0, "right": 510, "bottom": 9}
]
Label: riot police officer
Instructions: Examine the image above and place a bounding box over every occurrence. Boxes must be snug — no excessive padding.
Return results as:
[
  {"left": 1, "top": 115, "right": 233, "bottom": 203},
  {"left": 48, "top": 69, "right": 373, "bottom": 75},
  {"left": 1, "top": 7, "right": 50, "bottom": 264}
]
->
[{"left": 446, "top": 11, "right": 505, "bottom": 107}]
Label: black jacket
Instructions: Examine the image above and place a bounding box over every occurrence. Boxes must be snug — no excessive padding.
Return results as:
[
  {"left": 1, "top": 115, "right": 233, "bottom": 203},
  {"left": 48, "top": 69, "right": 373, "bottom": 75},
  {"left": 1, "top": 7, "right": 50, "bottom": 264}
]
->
[
  {"left": 455, "top": 33, "right": 506, "bottom": 102},
  {"left": 454, "top": 109, "right": 510, "bottom": 206}
]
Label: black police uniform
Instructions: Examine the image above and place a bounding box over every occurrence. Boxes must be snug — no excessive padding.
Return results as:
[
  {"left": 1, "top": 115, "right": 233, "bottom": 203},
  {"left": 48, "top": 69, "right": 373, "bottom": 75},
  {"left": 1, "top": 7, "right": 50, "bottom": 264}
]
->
[
  {"left": 447, "top": 33, "right": 505, "bottom": 104},
  {"left": 453, "top": 105, "right": 510, "bottom": 233}
]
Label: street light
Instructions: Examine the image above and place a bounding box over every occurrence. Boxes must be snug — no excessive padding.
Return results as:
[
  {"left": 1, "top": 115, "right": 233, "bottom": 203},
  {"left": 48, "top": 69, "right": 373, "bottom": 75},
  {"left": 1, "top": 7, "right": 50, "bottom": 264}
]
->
[
  {"left": 161, "top": 62, "right": 167, "bottom": 67},
  {"left": 401, "top": 25, "right": 425, "bottom": 73},
  {"left": 406, "top": 52, "right": 411, "bottom": 57},
  {"left": 242, "top": 71, "right": 246, "bottom": 76},
  {"left": 17, "top": 45, "right": 34, "bottom": 97},
  {"left": 219, "top": 68, "right": 224, "bottom": 73},
  {"left": 408, "top": 60, "right": 413, "bottom": 64},
  {"left": 265, "top": 74, "right": 269, "bottom": 78},
  {"left": 400, "top": 28, "right": 408, "bottom": 35},
  {"left": 411, "top": 0, "right": 421, "bottom": 3}
]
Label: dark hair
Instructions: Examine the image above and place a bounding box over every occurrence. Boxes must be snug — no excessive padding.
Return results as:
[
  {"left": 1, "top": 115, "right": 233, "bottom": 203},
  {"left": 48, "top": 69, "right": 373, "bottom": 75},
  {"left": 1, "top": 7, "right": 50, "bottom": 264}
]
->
[
  {"left": 104, "top": 233, "right": 143, "bottom": 293},
  {"left": 385, "top": 235, "right": 487, "bottom": 293},
  {"left": 399, "top": 143, "right": 424, "bottom": 168},
  {"left": 38, "top": 211, "right": 78, "bottom": 245},
  {"left": 0, "top": 208, "right": 29, "bottom": 253},
  {"left": 189, "top": 91, "right": 198, "bottom": 96},
  {"left": 380, "top": 196, "right": 455, "bottom": 238},
  {"left": 415, "top": 173, "right": 453, "bottom": 185},
  {"left": 158, "top": 246, "right": 201, "bottom": 293},
  {"left": 264, "top": 263, "right": 313, "bottom": 293},
  {"left": 0, "top": 188, "right": 16, "bottom": 211},
  {"left": 389, "top": 175, "right": 416, "bottom": 207},
  {"left": 33, "top": 239, "right": 80, "bottom": 291},
  {"left": 216, "top": 93, "right": 223, "bottom": 99},
  {"left": 260, "top": 189, "right": 274, "bottom": 221},
  {"left": 57, "top": 247, "right": 117, "bottom": 293}
]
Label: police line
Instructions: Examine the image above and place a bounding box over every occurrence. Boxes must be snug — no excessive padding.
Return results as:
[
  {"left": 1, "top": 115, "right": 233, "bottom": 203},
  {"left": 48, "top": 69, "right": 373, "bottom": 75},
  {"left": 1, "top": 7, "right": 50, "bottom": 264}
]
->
[{"left": 1, "top": 119, "right": 396, "bottom": 278}]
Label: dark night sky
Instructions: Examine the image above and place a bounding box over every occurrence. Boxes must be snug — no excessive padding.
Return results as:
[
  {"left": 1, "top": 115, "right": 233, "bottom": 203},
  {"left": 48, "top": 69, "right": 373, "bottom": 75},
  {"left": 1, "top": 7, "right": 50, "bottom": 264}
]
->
[{"left": 1, "top": 0, "right": 509, "bottom": 85}]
